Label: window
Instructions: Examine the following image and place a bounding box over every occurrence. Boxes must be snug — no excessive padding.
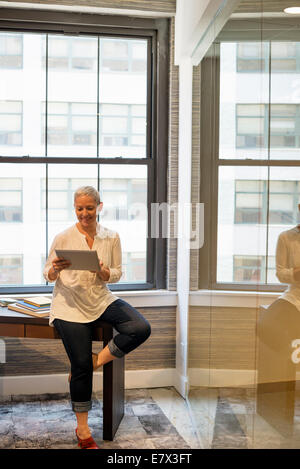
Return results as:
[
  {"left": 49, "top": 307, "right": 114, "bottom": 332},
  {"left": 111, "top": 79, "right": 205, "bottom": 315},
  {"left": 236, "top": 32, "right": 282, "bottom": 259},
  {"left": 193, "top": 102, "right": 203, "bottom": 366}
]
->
[
  {"left": 122, "top": 252, "right": 146, "bottom": 282},
  {"left": 0, "top": 101, "right": 22, "bottom": 146},
  {"left": 0, "top": 33, "right": 23, "bottom": 69},
  {"left": 43, "top": 36, "right": 98, "bottom": 71},
  {"left": 43, "top": 36, "right": 147, "bottom": 73},
  {"left": 236, "top": 104, "right": 265, "bottom": 149},
  {"left": 41, "top": 177, "right": 96, "bottom": 222},
  {"left": 200, "top": 38, "right": 300, "bottom": 290},
  {"left": 0, "top": 254, "right": 23, "bottom": 284},
  {"left": 237, "top": 42, "right": 300, "bottom": 73},
  {"left": 43, "top": 102, "right": 147, "bottom": 151},
  {"left": 100, "top": 104, "right": 146, "bottom": 148},
  {"left": 42, "top": 102, "right": 97, "bottom": 147},
  {"left": 0, "top": 178, "right": 22, "bottom": 222},
  {"left": 235, "top": 179, "right": 299, "bottom": 225},
  {"left": 236, "top": 104, "right": 300, "bottom": 149},
  {"left": 233, "top": 255, "right": 276, "bottom": 284},
  {"left": 101, "top": 176, "right": 147, "bottom": 221},
  {"left": 41, "top": 175, "right": 147, "bottom": 223},
  {"left": 0, "top": 13, "right": 168, "bottom": 293},
  {"left": 100, "top": 38, "right": 147, "bottom": 73}
]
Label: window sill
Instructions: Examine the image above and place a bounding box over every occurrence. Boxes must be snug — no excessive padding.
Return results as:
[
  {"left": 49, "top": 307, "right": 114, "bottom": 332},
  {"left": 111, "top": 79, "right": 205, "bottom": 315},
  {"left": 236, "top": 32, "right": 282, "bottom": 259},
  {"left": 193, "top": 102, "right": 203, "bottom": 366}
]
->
[
  {"left": 0, "top": 290, "right": 178, "bottom": 308},
  {"left": 117, "top": 290, "right": 177, "bottom": 307},
  {"left": 189, "top": 289, "right": 281, "bottom": 308},
  {"left": 0, "top": 289, "right": 283, "bottom": 309}
]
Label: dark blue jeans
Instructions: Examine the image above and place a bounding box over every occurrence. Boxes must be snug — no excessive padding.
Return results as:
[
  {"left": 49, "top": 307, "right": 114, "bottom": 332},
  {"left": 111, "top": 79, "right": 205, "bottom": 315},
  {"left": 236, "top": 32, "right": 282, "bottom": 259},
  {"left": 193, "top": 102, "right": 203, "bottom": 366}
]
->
[{"left": 53, "top": 298, "right": 151, "bottom": 413}]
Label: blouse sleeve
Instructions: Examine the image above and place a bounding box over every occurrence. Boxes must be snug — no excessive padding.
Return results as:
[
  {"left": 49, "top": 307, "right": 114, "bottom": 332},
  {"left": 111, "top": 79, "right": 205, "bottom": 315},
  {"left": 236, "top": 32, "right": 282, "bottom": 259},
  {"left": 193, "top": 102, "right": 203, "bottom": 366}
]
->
[
  {"left": 43, "top": 235, "right": 60, "bottom": 283},
  {"left": 276, "top": 233, "right": 295, "bottom": 284},
  {"left": 107, "top": 233, "right": 122, "bottom": 284}
]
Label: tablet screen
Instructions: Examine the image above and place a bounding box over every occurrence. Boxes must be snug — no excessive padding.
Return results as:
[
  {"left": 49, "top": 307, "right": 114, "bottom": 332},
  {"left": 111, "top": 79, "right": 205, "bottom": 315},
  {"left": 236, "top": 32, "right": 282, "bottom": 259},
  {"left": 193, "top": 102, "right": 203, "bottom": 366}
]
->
[{"left": 55, "top": 249, "right": 101, "bottom": 271}]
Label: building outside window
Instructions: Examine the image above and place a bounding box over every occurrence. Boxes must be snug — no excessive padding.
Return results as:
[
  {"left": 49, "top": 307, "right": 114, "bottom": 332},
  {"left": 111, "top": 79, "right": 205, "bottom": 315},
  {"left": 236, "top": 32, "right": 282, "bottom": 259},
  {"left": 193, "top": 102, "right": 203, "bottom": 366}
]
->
[
  {"left": 0, "top": 178, "right": 22, "bottom": 222},
  {"left": 42, "top": 102, "right": 146, "bottom": 150},
  {"left": 0, "top": 254, "right": 23, "bottom": 284},
  {"left": 100, "top": 103, "right": 146, "bottom": 148},
  {"left": 237, "top": 42, "right": 300, "bottom": 73},
  {"left": 100, "top": 38, "right": 147, "bottom": 73},
  {"left": 42, "top": 37, "right": 147, "bottom": 73},
  {"left": 235, "top": 179, "right": 299, "bottom": 225},
  {"left": 236, "top": 103, "right": 300, "bottom": 149},
  {"left": 41, "top": 102, "right": 97, "bottom": 147},
  {"left": 43, "top": 36, "right": 98, "bottom": 71},
  {"left": 0, "top": 33, "right": 23, "bottom": 69},
  {"left": 233, "top": 255, "right": 276, "bottom": 284},
  {"left": 41, "top": 176, "right": 147, "bottom": 223},
  {"left": 0, "top": 101, "right": 22, "bottom": 146}
]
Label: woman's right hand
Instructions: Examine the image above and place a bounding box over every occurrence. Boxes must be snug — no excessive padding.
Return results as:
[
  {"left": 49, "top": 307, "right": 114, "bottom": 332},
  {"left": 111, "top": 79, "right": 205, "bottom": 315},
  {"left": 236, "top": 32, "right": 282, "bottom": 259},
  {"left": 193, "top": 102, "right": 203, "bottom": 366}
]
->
[{"left": 50, "top": 257, "right": 71, "bottom": 278}]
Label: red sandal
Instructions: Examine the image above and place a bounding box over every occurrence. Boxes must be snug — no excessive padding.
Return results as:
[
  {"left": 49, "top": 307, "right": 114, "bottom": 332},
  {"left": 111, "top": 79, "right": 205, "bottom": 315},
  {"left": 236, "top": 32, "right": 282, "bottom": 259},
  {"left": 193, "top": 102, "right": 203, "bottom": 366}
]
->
[{"left": 75, "top": 428, "right": 100, "bottom": 449}]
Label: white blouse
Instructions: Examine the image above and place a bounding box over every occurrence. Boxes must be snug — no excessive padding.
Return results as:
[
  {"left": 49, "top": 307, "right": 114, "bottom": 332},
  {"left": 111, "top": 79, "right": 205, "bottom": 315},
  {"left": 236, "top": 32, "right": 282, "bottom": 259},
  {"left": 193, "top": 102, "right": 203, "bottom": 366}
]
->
[
  {"left": 276, "top": 226, "right": 300, "bottom": 312},
  {"left": 43, "top": 223, "right": 122, "bottom": 326}
]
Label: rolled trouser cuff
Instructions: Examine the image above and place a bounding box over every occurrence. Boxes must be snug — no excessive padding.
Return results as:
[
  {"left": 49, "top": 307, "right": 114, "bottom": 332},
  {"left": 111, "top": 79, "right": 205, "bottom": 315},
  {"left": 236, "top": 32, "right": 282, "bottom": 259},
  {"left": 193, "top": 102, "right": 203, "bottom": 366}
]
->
[
  {"left": 72, "top": 400, "right": 92, "bottom": 413},
  {"left": 108, "top": 338, "right": 125, "bottom": 358}
]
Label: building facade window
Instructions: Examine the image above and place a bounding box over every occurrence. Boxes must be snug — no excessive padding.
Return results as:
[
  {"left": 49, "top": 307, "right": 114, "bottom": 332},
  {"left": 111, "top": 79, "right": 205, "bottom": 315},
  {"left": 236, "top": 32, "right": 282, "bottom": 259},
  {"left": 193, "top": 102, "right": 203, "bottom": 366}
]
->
[
  {"left": 236, "top": 103, "right": 300, "bottom": 149},
  {"left": 0, "top": 178, "right": 22, "bottom": 222},
  {"left": 233, "top": 255, "right": 276, "bottom": 284},
  {"left": 100, "top": 103, "right": 146, "bottom": 148},
  {"left": 42, "top": 102, "right": 97, "bottom": 147},
  {"left": 0, "top": 33, "right": 23, "bottom": 69},
  {"left": 100, "top": 38, "right": 147, "bottom": 73},
  {"left": 42, "top": 102, "right": 146, "bottom": 149},
  {"left": 0, "top": 101, "right": 22, "bottom": 146},
  {"left": 41, "top": 176, "right": 147, "bottom": 222},
  {"left": 237, "top": 42, "right": 300, "bottom": 73},
  {"left": 235, "top": 179, "right": 299, "bottom": 225},
  {"left": 42, "top": 37, "right": 147, "bottom": 73},
  {"left": 0, "top": 254, "right": 23, "bottom": 284}
]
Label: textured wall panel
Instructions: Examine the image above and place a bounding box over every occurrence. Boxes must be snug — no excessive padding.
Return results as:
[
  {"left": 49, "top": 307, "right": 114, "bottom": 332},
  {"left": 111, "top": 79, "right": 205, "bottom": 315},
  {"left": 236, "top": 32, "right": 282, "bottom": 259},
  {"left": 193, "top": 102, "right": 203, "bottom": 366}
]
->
[
  {"left": 190, "top": 64, "right": 201, "bottom": 291},
  {"left": 188, "top": 306, "right": 258, "bottom": 370},
  {"left": 167, "top": 17, "right": 179, "bottom": 291},
  {"left": 0, "top": 307, "right": 176, "bottom": 376},
  {"left": 2, "top": 0, "right": 176, "bottom": 13}
]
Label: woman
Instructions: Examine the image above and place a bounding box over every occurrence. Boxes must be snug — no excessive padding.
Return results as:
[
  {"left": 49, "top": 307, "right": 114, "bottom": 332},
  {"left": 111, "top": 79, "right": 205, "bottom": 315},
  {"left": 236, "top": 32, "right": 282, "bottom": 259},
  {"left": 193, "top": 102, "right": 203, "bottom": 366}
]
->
[
  {"left": 258, "top": 219, "right": 300, "bottom": 354},
  {"left": 43, "top": 186, "right": 151, "bottom": 449}
]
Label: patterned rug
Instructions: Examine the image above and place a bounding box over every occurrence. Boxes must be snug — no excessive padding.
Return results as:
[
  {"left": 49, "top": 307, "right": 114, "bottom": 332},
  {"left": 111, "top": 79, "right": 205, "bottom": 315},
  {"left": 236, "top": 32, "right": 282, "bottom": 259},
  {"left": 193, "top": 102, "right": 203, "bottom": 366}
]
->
[{"left": 0, "top": 388, "right": 191, "bottom": 449}]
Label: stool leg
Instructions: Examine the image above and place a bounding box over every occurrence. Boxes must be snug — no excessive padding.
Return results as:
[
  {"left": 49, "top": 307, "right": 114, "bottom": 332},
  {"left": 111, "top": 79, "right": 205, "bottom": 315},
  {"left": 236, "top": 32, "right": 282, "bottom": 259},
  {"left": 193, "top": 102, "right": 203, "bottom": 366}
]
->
[{"left": 102, "top": 326, "right": 125, "bottom": 441}]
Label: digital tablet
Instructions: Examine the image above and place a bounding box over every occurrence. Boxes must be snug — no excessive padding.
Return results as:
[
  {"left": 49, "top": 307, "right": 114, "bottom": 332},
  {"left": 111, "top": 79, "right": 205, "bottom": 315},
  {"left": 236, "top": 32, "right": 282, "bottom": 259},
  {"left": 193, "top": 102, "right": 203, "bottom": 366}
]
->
[{"left": 55, "top": 249, "right": 101, "bottom": 272}]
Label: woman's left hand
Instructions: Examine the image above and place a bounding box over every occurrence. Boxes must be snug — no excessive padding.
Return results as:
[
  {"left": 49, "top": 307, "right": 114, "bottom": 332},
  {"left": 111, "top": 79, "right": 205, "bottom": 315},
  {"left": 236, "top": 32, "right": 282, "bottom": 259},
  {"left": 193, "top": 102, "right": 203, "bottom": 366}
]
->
[{"left": 90, "top": 261, "right": 110, "bottom": 282}]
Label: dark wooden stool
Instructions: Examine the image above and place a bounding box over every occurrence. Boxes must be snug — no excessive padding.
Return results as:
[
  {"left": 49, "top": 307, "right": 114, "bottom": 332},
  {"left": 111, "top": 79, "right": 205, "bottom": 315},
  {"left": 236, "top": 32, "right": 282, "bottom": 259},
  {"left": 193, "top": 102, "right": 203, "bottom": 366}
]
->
[{"left": 0, "top": 308, "right": 124, "bottom": 440}]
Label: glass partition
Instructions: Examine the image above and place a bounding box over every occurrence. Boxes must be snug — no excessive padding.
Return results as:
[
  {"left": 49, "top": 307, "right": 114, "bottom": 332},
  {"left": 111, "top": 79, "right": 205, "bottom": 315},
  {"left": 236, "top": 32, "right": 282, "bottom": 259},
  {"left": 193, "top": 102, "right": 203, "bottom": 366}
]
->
[{"left": 188, "top": 2, "right": 300, "bottom": 449}]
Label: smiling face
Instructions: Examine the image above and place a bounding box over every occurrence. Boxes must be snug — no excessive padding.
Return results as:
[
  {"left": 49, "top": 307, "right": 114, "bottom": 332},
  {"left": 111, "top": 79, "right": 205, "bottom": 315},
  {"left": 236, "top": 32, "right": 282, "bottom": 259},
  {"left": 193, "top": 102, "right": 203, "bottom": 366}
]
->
[{"left": 74, "top": 194, "right": 102, "bottom": 231}]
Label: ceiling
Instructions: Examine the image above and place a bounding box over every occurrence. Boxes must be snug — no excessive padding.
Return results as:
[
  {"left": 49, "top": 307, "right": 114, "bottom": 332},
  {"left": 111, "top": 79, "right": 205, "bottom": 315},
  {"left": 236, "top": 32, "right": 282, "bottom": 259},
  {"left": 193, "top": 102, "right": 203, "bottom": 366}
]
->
[{"left": 234, "top": 0, "right": 300, "bottom": 14}]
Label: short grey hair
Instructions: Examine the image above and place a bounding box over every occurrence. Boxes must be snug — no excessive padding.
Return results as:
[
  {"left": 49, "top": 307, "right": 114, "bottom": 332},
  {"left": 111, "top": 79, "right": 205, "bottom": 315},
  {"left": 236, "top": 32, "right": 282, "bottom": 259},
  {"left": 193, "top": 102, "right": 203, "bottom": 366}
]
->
[{"left": 74, "top": 186, "right": 101, "bottom": 206}]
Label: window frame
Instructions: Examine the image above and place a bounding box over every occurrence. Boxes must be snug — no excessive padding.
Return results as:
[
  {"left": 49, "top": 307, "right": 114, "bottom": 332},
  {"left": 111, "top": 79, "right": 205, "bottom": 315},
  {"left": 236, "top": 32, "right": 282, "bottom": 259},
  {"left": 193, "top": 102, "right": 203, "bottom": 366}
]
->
[
  {"left": 199, "top": 36, "right": 300, "bottom": 293},
  {"left": 0, "top": 9, "right": 169, "bottom": 294}
]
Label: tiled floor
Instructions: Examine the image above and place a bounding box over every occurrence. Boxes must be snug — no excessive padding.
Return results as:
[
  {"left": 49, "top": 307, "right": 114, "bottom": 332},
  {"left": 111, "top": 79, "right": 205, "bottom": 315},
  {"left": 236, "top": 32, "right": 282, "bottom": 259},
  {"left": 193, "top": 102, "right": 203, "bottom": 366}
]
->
[
  {"left": 2, "top": 385, "right": 300, "bottom": 449},
  {"left": 188, "top": 384, "right": 300, "bottom": 449},
  {"left": 0, "top": 387, "right": 198, "bottom": 449}
]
